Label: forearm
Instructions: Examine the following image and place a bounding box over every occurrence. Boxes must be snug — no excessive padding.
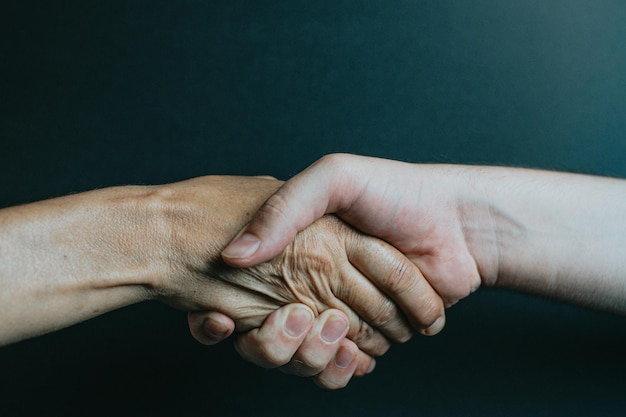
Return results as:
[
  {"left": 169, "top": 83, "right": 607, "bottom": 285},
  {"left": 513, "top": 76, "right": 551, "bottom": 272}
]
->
[
  {"left": 0, "top": 176, "right": 285, "bottom": 346},
  {"left": 0, "top": 186, "right": 165, "bottom": 345},
  {"left": 464, "top": 166, "right": 626, "bottom": 313}
]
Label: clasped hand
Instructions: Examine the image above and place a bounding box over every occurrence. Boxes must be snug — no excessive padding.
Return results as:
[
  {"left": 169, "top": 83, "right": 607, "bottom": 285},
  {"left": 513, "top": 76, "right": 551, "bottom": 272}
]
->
[
  {"left": 153, "top": 176, "right": 444, "bottom": 387},
  {"left": 0, "top": 174, "right": 442, "bottom": 389}
]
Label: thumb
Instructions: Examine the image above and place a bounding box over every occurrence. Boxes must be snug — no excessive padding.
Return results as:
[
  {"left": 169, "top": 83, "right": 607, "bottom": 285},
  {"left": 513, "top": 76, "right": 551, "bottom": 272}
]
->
[
  {"left": 221, "top": 182, "right": 328, "bottom": 267},
  {"left": 221, "top": 154, "right": 357, "bottom": 267}
]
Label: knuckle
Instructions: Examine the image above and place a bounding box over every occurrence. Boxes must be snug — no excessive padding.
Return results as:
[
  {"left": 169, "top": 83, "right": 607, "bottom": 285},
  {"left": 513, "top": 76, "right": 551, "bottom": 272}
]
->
[
  {"left": 350, "top": 320, "right": 374, "bottom": 347},
  {"left": 236, "top": 337, "right": 293, "bottom": 368},
  {"left": 408, "top": 293, "right": 445, "bottom": 331},
  {"left": 280, "top": 361, "right": 315, "bottom": 378},
  {"left": 368, "top": 298, "right": 399, "bottom": 329},
  {"left": 317, "top": 153, "right": 351, "bottom": 175},
  {"left": 383, "top": 258, "right": 418, "bottom": 294},
  {"left": 419, "top": 296, "right": 445, "bottom": 327},
  {"left": 395, "top": 331, "right": 413, "bottom": 344},
  {"left": 288, "top": 357, "right": 327, "bottom": 377},
  {"left": 319, "top": 153, "right": 344, "bottom": 167},
  {"left": 368, "top": 339, "right": 390, "bottom": 357},
  {"left": 367, "top": 301, "right": 415, "bottom": 343},
  {"left": 258, "top": 193, "right": 291, "bottom": 224},
  {"left": 315, "top": 374, "right": 350, "bottom": 390},
  {"left": 257, "top": 343, "right": 293, "bottom": 368},
  {"left": 349, "top": 321, "right": 390, "bottom": 357}
]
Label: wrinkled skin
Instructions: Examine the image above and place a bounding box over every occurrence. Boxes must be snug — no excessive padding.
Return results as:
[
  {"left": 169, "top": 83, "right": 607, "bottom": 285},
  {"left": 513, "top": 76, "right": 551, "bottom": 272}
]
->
[
  {"left": 205, "top": 216, "right": 442, "bottom": 353},
  {"left": 152, "top": 176, "right": 443, "bottom": 356},
  {"left": 0, "top": 173, "right": 441, "bottom": 388}
]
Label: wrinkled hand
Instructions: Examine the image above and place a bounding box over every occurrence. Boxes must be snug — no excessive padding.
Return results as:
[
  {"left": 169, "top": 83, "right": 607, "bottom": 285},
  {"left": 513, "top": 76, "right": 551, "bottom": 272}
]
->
[
  {"left": 201, "top": 215, "right": 441, "bottom": 346},
  {"left": 152, "top": 176, "right": 444, "bottom": 387}
]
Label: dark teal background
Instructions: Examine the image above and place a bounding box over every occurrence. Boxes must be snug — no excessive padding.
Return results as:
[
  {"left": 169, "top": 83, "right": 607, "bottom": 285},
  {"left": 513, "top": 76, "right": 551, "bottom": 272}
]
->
[{"left": 1, "top": 1, "right": 625, "bottom": 416}]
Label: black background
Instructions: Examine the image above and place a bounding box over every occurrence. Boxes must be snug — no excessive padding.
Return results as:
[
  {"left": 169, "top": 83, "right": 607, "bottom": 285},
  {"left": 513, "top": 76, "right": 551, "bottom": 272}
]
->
[{"left": 1, "top": 1, "right": 625, "bottom": 416}]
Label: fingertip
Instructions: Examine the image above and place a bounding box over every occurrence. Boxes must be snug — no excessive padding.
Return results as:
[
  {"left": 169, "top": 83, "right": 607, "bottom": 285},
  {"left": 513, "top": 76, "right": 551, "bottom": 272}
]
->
[
  {"left": 233, "top": 304, "right": 317, "bottom": 369},
  {"left": 221, "top": 233, "right": 288, "bottom": 268},
  {"left": 221, "top": 232, "right": 262, "bottom": 263},
  {"left": 313, "top": 340, "right": 360, "bottom": 390},
  {"left": 353, "top": 351, "right": 375, "bottom": 377},
  {"left": 188, "top": 312, "right": 235, "bottom": 346},
  {"left": 366, "top": 358, "right": 376, "bottom": 374},
  {"left": 205, "top": 316, "right": 235, "bottom": 340},
  {"left": 420, "top": 315, "right": 446, "bottom": 336}
]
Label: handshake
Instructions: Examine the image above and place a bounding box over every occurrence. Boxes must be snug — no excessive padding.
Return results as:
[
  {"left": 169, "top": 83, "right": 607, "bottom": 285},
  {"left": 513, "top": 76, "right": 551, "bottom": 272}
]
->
[{"left": 2, "top": 154, "right": 625, "bottom": 389}]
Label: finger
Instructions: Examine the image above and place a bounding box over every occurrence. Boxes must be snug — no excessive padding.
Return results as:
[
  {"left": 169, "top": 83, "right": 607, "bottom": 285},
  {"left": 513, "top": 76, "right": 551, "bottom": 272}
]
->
[
  {"left": 331, "top": 256, "right": 414, "bottom": 344},
  {"left": 233, "top": 304, "right": 314, "bottom": 368},
  {"left": 313, "top": 339, "right": 360, "bottom": 390},
  {"left": 187, "top": 311, "right": 235, "bottom": 345},
  {"left": 221, "top": 154, "right": 360, "bottom": 267},
  {"left": 353, "top": 350, "right": 376, "bottom": 377},
  {"left": 279, "top": 309, "right": 350, "bottom": 377},
  {"left": 312, "top": 344, "right": 374, "bottom": 386},
  {"left": 326, "top": 296, "right": 392, "bottom": 357},
  {"left": 347, "top": 235, "right": 446, "bottom": 336}
]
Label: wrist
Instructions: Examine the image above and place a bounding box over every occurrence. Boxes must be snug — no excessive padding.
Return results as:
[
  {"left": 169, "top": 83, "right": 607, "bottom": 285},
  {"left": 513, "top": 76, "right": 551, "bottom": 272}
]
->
[
  {"left": 471, "top": 168, "right": 626, "bottom": 313},
  {"left": 94, "top": 185, "right": 178, "bottom": 300},
  {"left": 144, "top": 176, "right": 284, "bottom": 308},
  {"left": 0, "top": 185, "right": 163, "bottom": 344},
  {"left": 55, "top": 185, "right": 170, "bottom": 300},
  {"left": 446, "top": 165, "right": 509, "bottom": 289}
]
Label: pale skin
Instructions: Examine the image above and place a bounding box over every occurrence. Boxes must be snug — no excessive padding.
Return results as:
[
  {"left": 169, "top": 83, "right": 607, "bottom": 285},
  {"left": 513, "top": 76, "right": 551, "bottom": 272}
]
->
[
  {"left": 200, "top": 153, "right": 626, "bottom": 387},
  {"left": 0, "top": 175, "right": 445, "bottom": 388}
]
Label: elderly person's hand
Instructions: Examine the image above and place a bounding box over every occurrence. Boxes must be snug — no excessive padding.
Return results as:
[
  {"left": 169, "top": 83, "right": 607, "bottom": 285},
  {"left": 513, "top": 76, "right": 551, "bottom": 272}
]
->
[
  {"left": 189, "top": 305, "right": 380, "bottom": 389},
  {"left": 156, "top": 175, "right": 442, "bottom": 343}
]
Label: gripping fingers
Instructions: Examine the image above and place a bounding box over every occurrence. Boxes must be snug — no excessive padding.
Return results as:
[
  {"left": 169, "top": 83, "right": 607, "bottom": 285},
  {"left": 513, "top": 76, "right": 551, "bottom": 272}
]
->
[
  {"left": 233, "top": 304, "right": 314, "bottom": 368},
  {"left": 188, "top": 311, "right": 235, "bottom": 345},
  {"left": 328, "top": 296, "right": 392, "bottom": 357},
  {"left": 331, "top": 260, "right": 415, "bottom": 344},
  {"left": 313, "top": 339, "right": 361, "bottom": 390},
  {"left": 279, "top": 309, "right": 350, "bottom": 377},
  {"left": 348, "top": 235, "right": 446, "bottom": 335},
  {"left": 354, "top": 350, "right": 376, "bottom": 377},
  {"left": 314, "top": 345, "right": 374, "bottom": 389}
]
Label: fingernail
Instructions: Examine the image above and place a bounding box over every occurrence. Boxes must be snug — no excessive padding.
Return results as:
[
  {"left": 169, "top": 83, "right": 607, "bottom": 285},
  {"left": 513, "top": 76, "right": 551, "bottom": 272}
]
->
[
  {"left": 321, "top": 316, "right": 349, "bottom": 343},
  {"left": 222, "top": 233, "right": 261, "bottom": 259},
  {"left": 203, "top": 318, "right": 230, "bottom": 339},
  {"left": 423, "top": 316, "right": 445, "bottom": 336},
  {"left": 366, "top": 359, "right": 376, "bottom": 374},
  {"left": 285, "top": 307, "right": 313, "bottom": 338},
  {"left": 334, "top": 346, "right": 356, "bottom": 369}
]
